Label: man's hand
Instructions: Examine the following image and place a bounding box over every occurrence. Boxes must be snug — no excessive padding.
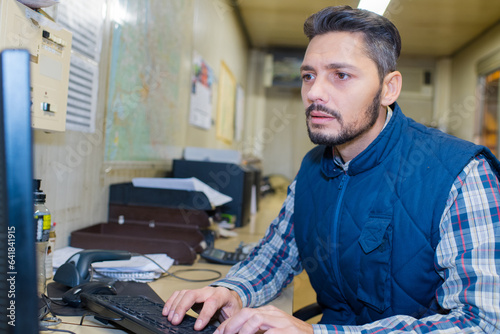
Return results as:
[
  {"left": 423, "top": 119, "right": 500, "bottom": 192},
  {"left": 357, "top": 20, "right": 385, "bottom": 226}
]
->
[
  {"left": 162, "top": 286, "right": 243, "bottom": 331},
  {"left": 215, "top": 305, "right": 314, "bottom": 334}
]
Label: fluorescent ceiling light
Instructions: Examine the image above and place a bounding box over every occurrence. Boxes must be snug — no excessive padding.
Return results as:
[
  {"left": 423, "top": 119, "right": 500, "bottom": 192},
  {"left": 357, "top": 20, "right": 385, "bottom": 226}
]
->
[{"left": 357, "top": 0, "right": 391, "bottom": 15}]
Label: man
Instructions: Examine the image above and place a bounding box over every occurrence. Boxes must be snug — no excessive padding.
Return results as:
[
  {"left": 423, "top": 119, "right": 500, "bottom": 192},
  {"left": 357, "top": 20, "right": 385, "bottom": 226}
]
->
[{"left": 163, "top": 6, "right": 500, "bottom": 333}]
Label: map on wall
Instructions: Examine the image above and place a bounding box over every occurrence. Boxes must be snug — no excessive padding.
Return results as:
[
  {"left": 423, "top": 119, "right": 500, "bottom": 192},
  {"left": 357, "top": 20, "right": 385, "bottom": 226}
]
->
[{"left": 104, "top": 0, "right": 193, "bottom": 162}]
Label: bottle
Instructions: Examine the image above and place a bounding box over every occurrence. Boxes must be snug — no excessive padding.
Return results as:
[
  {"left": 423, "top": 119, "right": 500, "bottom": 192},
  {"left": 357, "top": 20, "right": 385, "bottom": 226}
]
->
[
  {"left": 33, "top": 179, "right": 51, "bottom": 242},
  {"left": 45, "top": 222, "right": 56, "bottom": 279},
  {"left": 33, "top": 179, "right": 51, "bottom": 296}
]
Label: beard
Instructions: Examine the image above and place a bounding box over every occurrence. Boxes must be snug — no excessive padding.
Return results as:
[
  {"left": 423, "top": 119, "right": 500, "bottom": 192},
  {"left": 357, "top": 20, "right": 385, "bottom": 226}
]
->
[{"left": 305, "top": 88, "right": 383, "bottom": 147}]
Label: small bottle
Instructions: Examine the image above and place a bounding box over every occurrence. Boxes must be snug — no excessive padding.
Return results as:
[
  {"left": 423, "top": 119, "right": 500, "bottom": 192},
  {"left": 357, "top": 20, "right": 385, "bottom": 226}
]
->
[
  {"left": 34, "top": 179, "right": 51, "bottom": 296},
  {"left": 45, "top": 222, "right": 56, "bottom": 279},
  {"left": 34, "top": 179, "right": 51, "bottom": 242}
]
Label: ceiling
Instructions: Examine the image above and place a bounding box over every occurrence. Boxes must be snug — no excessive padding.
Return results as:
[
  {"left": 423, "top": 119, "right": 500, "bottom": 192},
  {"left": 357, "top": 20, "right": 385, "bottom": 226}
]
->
[{"left": 235, "top": 0, "right": 500, "bottom": 57}]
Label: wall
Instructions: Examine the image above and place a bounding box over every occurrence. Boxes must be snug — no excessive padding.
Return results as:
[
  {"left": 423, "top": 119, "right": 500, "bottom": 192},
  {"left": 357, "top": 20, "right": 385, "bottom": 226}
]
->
[
  {"left": 33, "top": 0, "right": 250, "bottom": 249},
  {"left": 185, "top": 0, "right": 249, "bottom": 150},
  {"left": 261, "top": 88, "right": 313, "bottom": 181},
  {"left": 449, "top": 21, "right": 500, "bottom": 141},
  {"left": 397, "top": 57, "right": 436, "bottom": 127}
]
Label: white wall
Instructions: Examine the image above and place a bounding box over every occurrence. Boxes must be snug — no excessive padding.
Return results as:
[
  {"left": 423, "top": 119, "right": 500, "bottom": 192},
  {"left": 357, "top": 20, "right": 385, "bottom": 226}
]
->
[
  {"left": 260, "top": 88, "right": 313, "bottom": 180},
  {"left": 397, "top": 57, "right": 436, "bottom": 126},
  {"left": 448, "top": 22, "right": 500, "bottom": 141},
  {"left": 433, "top": 58, "right": 452, "bottom": 132},
  {"left": 185, "top": 0, "right": 249, "bottom": 150}
]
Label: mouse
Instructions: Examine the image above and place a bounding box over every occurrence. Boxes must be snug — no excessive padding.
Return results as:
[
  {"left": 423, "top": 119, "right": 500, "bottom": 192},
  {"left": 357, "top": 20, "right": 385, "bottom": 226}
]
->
[{"left": 62, "top": 281, "right": 117, "bottom": 308}]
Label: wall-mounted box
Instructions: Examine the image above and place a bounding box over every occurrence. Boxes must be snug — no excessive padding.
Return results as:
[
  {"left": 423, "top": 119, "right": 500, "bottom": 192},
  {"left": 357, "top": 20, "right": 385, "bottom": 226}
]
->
[{"left": 0, "top": 0, "right": 72, "bottom": 132}]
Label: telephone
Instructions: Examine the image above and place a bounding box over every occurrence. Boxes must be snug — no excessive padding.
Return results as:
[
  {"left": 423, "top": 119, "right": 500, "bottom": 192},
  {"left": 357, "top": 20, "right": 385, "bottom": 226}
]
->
[
  {"left": 201, "top": 242, "right": 257, "bottom": 265},
  {"left": 53, "top": 249, "right": 131, "bottom": 287}
]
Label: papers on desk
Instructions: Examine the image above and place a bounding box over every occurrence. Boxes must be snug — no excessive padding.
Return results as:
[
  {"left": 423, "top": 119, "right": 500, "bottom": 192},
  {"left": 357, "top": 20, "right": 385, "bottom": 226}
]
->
[
  {"left": 53, "top": 247, "right": 174, "bottom": 283},
  {"left": 132, "top": 177, "right": 232, "bottom": 207}
]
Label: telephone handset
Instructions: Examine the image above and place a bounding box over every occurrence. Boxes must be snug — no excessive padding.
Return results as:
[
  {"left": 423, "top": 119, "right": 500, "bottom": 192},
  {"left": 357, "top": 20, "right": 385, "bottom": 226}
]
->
[{"left": 53, "top": 249, "right": 131, "bottom": 287}]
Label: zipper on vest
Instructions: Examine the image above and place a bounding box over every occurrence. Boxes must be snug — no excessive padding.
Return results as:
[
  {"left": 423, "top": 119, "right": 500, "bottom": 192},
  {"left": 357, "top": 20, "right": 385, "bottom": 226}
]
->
[
  {"left": 332, "top": 173, "right": 349, "bottom": 300},
  {"left": 338, "top": 173, "right": 348, "bottom": 191}
]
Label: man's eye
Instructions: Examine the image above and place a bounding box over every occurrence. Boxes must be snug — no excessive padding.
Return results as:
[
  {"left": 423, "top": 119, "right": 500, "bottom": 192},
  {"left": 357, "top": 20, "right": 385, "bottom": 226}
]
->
[
  {"left": 302, "top": 73, "right": 315, "bottom": 81},
  {"left": 336, "top": 72, "right": 349, "bottom": 80}
]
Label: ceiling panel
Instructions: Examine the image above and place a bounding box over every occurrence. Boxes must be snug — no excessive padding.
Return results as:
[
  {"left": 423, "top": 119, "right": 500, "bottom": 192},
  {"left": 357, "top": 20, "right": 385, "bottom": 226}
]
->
[
  {"left": 237, "top": 0, "right": 359, "bottom": 48},
  {"left": 236, "top": 0, "right": 500, "bottom": 57}
]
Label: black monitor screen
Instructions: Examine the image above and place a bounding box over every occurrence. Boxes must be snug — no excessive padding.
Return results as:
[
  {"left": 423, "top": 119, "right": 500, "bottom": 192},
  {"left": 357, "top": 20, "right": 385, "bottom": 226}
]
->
[{"left": 0, "top": 49, "right": 38, "bottom": 333}]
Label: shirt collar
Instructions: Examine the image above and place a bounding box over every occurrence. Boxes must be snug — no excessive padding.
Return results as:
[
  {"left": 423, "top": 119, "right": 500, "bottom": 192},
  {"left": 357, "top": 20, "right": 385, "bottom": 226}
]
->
[{"left": 333, "top": 107, "right": 393, "bottom": 170}]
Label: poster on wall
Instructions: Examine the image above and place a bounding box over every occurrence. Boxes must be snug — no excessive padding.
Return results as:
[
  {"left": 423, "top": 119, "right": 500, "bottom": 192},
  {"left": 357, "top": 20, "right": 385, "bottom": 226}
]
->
[
  {"left": 216, "top": 61, "right": 237, "bottom": 144},
  {"left": 189, "top": 52, "right": 215, "bottom": 130}
]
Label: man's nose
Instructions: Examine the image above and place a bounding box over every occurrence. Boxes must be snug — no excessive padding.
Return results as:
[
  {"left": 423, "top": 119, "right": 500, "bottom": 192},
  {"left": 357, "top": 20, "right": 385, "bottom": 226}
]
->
[{"left": 306, "top": 77, "right": 329, "bottom": 104}]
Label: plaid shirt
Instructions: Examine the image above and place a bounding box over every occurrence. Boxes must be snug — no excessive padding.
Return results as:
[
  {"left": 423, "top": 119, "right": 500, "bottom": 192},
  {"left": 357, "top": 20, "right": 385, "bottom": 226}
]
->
[{"left": 213, "top": 155, "right": 500, "bottom": 333}]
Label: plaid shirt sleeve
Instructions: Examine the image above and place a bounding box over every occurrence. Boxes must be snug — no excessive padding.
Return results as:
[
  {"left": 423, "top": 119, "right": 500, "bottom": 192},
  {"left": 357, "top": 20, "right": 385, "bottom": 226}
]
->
[{"left": 211, "top": 179, "right": 303, "bottom": 308}]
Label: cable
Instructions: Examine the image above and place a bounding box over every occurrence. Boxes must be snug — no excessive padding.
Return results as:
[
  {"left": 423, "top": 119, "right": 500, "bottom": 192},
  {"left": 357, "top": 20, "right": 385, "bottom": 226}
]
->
[
  {"left": 40, "top": 294, "right": 65, "bottom": 323},
  {"left": 39, "top": 316, "right": 62, "bottom": 327},
  {"left": 42, "top": 293, "right": 67, "bottom": 308},
  {"left": 137, "top": 253, "right": 223, "bottom": 282},
  {"left": 164, "top": 268, "right": 222, "bottom": 282},
  {"left": 38, "top": 297, "right": 74, "bottom": 333},
  {"left": 39, "top": 326, "right": 76, "bottom": 334}
]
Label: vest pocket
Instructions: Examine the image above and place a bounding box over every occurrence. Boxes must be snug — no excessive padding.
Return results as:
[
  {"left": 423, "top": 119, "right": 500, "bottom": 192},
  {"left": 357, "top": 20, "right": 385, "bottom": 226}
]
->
[{"left": 357, "top": 216, "right": 392, "bottom": 313}]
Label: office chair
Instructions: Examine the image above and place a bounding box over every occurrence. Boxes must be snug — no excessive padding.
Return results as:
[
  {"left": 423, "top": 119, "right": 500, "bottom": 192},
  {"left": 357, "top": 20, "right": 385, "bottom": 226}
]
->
[{"left": 292, "top": 302, "right": 323, "bottom": 321}]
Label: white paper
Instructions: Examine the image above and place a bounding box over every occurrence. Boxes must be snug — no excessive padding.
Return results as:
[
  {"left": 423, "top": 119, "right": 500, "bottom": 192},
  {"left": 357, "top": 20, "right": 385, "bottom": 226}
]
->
[
  {"left": 132, "top": 177, "right": 233, "bottom": 207},
  {"left": 53, "top": 246, "right": 82, "bottom": 269},
  {"left": 189, "top": 81, "right": 212, "bottom": 129},
  {"left": 189, "top": 53, "right": 214, "bottom": 130}
]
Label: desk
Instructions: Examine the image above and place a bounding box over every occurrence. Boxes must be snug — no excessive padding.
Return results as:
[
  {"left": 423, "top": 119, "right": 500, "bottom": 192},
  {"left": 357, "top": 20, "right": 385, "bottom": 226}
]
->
[{"left": 45, "top": 191, "right": 294, "bottom": 333}]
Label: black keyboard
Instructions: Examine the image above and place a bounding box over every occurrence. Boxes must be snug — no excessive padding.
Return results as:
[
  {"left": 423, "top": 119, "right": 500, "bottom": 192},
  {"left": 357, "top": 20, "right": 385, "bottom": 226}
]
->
[{"left": 81, "top": 294, "right": 218, "bottom": 334}]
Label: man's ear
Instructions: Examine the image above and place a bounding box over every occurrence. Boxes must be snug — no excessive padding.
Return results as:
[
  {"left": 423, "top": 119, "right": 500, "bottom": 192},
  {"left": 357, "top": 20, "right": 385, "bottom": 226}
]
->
[{"left": 381, "top": 71, "right": 402, "bottom": 106}]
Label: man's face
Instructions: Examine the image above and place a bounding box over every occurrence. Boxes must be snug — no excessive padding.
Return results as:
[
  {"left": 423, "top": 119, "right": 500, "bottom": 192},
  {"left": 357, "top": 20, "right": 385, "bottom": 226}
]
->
[{"left": 300, "top": 32, "right": 385, "bottom": 147}]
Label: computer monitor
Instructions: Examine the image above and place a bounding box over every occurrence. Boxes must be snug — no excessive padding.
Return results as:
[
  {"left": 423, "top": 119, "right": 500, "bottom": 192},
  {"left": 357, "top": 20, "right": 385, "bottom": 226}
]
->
[{"left": 0, "top": 49, "right": 38, "bottom": 333}]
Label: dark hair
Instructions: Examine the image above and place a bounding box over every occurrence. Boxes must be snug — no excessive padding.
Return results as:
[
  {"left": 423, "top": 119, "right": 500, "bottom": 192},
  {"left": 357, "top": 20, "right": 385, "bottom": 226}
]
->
[{"left": 304, "top": 6, "right": 401, "bottom": 82}]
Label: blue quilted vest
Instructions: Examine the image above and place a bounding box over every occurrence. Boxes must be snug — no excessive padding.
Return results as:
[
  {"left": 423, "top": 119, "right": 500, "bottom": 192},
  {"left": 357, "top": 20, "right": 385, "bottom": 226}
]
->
[{"left": 294, "top": 103, "right": 500, "bottom": 325}]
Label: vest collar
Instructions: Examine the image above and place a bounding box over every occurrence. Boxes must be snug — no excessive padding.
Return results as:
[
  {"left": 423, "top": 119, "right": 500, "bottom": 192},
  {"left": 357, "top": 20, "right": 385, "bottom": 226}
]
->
[{"left": 321, "top": 102, "right": 404, "bottom": 178}]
